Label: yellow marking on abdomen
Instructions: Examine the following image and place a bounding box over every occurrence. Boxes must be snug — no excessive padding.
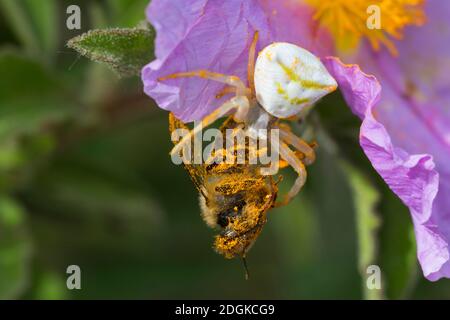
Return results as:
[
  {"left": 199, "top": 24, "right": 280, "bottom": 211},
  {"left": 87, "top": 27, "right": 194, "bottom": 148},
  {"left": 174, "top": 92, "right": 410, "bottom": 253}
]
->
[
  {"left": 276, "top": 82, "right": 310, "bottom": 106},
  {"left": 278, "top": 61, "right": 332, "bottom": 90}
]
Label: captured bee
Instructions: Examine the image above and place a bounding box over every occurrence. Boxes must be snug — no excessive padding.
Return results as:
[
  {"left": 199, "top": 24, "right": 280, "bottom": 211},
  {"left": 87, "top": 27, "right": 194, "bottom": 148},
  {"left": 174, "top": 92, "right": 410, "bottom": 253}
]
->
[
  {"left": 169, "top": 113, "right": 278, "bottom": 268},
  {"left": 162, "top": 31, "right": 336, "bottom": 274}
]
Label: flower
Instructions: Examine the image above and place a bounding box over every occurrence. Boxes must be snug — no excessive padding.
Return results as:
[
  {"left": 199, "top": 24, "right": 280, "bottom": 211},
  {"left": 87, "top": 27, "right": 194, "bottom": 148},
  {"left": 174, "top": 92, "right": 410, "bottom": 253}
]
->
[{"left": 141, "top": 0, "right": 450, "bottom": 280}]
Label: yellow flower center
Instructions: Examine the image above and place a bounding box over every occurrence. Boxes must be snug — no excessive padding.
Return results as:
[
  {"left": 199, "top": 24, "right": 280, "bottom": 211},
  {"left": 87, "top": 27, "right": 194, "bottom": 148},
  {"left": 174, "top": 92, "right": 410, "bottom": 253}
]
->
[{"left": 305, "top": 0, "right": 426, "bottom": 55}]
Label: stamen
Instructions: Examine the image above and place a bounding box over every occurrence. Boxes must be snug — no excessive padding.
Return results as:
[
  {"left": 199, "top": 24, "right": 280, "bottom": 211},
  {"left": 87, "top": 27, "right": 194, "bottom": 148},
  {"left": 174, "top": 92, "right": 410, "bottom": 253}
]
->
[{"left": 305, "top": 0, "right": 426, "bottom": 55}]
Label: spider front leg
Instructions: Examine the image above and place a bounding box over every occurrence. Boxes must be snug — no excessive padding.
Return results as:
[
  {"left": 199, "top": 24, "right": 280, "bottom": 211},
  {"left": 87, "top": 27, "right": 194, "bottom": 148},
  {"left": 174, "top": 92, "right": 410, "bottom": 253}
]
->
[
  {"left": 276, "top": 142, "right": 308, "bottom": 207},
  {"left": 247, "top": 31, "right": 259, "bottom": 94},
  {"left": 277, "top": 124, "right": 316, "bottom": 165},
  {"left": 170, "top": 96, "right": 250, "bottom": 158},
  {"left": 159, "top": 70, "right": 250, "bottom": 97}
]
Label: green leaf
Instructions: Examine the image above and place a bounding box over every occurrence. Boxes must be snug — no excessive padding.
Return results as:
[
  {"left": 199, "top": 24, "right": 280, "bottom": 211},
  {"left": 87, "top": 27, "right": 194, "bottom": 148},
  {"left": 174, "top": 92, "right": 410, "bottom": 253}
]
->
[
  {"left": 342, "top": 162, "right": 383, "bottom": 300},
  {"left": 0, "top": 196, "right": 32, "bottom": 299},
  {"left": 81, "top": 2, "right": 119, "bottom": 105},
  {"left": 67, "top": 27, "right": 155, "bottom": 77}
]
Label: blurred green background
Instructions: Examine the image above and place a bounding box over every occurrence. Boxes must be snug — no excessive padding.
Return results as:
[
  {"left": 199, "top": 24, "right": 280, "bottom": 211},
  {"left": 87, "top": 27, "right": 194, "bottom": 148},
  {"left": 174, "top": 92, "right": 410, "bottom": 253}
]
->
[{"left": 0, "top": 0, "right": 449, "bottom": 299}]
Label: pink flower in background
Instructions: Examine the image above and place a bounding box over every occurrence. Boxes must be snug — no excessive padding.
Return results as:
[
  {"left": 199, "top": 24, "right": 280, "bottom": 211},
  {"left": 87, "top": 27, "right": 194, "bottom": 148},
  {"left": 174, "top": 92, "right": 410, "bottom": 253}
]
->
[{"left": 141, "top": 0, "right": 450, "bottom": 281}]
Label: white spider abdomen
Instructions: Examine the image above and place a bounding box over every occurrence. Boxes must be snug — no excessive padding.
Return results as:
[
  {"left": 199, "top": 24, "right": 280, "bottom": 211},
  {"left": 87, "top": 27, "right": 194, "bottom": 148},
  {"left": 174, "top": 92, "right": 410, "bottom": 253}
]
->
[{"left": 254, "top": 42, "right": 337, "bottom": 118}]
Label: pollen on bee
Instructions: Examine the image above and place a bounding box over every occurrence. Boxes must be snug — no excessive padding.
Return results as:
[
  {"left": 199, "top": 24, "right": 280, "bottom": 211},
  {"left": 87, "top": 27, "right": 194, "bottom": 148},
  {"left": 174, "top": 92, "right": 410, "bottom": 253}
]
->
[{"left": 214, "top": 237, "right": 240, "bottom": 259}]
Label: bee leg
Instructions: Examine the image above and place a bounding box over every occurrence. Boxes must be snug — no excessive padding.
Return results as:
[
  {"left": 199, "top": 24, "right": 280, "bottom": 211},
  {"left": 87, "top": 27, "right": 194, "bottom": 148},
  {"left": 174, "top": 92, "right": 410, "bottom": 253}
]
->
[
  {"left": 278, "top": 125, "right": 316, "bottom": 165},
  {"left": 170, "top": 96, "right": 250, "bottom": 157},
  {"left": 247, "top": 31, "right": 259, "bottom": 94},
  {"left": 158, "top": 70, "right": 250, "bottom": 97},
  {"left": 275, "top": 142, "right": 307, "bottom": 207}
]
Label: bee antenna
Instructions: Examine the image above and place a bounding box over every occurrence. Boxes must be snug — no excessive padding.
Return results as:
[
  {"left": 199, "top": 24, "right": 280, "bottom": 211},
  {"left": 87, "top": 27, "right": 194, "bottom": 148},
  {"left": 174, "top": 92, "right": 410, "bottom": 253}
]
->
[
  {"left": 275, "top": 175, "right": 284, "bottom": 185},
  {"left": 241, "top": 256, "right": 250, "bottom": 280}
]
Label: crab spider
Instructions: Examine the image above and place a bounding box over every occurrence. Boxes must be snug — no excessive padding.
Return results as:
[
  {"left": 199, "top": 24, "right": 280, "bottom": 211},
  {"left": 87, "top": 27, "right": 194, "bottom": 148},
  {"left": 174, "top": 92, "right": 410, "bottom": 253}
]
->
[{"left": 159, "top": 32, "right": 337, "bottom": 206}]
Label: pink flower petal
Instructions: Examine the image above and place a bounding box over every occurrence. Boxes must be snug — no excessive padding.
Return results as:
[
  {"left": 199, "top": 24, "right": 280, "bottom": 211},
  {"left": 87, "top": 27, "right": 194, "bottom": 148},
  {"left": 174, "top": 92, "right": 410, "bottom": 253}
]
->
[
  {"left": 324, "top": 56, "right": 444, "bottom": 280},
  {"left": 344, "top": 0, "right": 450, "bottom": 280}
]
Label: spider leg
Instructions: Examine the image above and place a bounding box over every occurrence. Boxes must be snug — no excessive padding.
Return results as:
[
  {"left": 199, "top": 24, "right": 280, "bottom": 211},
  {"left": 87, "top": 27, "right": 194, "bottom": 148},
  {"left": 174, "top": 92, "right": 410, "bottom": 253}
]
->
[
  {"left": 278, "top": 125, "right": 316, "bottom": 165},
  {"left": 215, "top": 86, "right": 237, "bottom": 99},
  {"left": 247, "top": 31, "right": 259, "bottom": 94},
  {"left": 275, "top": 142, "right": 307, "bottom": 207},
  {"left": 170, "top": 96, "right": 250, "bottom": 158},
  {"left": 159, "top": 70, "right": 250, "bottom": 97}
]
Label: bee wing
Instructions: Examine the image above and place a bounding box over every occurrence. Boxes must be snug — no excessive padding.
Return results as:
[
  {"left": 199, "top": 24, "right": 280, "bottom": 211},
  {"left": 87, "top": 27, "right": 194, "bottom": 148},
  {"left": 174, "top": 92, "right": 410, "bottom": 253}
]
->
[{"left": 168, "top": 113, "right": 208, "bottom": 195}]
